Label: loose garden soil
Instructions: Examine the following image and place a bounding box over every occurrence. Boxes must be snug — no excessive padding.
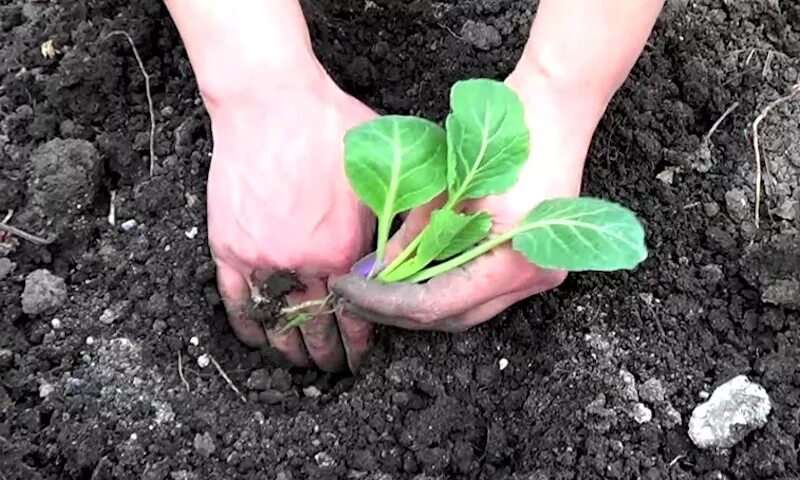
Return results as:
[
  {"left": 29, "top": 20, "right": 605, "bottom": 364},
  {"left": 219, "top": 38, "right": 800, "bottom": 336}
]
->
[{"left": 1, "top": 1, "right": 799, "bottom": 479}]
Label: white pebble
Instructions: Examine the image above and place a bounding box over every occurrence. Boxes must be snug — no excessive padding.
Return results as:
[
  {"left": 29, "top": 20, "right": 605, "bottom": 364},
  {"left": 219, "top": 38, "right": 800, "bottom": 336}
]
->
[
  {"left": 51, "top": 318, "right": 62, "bottom": 329},
  {"left": 630, "top": 402, "right": 653, "bottom": 424},
  {"left": 85, "top": 336, "right": 95, "bottom": 345},
  {"left": 39, "top": 382, "right": 54, "bottom": 398},
  {"left": 498, "top": 358, "right": 509, "bottom": 370},
  {"left": 185, "top": 226, "right": 198, "bottom": 239},
  {"left": 303, "top": 386, "right": 322, "bottom": 398},
  {"left": 189, "top": 336, "right": 199, "bottom": 346},
  {"left": 197, "top": 354, "right": 210, "bottom": 368},
  {"left": 689, "top": 375, "right": 771, "bottom": 449},
  {"left": 120, "top": 219, "right": 138, "bottom": 232},
  {"left": 130, "top": 433, "right": 138, "bottom": 441}
]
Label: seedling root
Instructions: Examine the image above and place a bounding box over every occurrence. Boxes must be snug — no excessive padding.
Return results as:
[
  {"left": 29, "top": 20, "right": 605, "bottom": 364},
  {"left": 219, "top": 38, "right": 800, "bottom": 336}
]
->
[
  {"left": 751, "top": 82, "right": 800, "bottom": 229},
  {"left": 105, "top": 30, "right": 156, "bottom": 176}
]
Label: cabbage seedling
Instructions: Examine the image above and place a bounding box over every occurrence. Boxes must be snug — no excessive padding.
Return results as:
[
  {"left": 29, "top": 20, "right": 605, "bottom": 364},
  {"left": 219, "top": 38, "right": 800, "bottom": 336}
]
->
[
  {"left": 352, "top": 78, "right": 647, "bottom": 283},
  {"left": 277, "top": 78, "right": 647, "bottom": 331}
]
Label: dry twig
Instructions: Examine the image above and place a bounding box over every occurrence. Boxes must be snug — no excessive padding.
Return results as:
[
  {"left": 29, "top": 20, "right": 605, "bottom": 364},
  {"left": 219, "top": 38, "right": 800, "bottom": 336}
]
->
[
  {"left": 703, "top": 102, "right": 739, "bottom": 143},
  {"left": 105, "top": 30, "right": 156, "bottom": 176},
  {"left": 208, "top": 354, "right": 247, "bottom": 403},
  {"left": 751, "top": 83, "right": 800, "bottom": 229},
  {"left": 177, "top": 351, "right": 190, "bottom": 392},
  {"left": 0, "top": 222, "right": 55, "bottom": 245}
]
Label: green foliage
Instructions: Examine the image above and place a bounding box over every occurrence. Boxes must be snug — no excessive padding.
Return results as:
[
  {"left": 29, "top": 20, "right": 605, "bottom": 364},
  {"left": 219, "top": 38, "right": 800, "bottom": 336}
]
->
[
  {"left": 344, "top": 115, "right": 447, "bottom": 270},
  {"left": 446, "top": 79, "right": 530, "bottom": 202},
  {"left": 510, "top": 198, "right": 648, "bottom": 271},
  {"left": 342, "top": 78, "right": 648, "bottom": 286}
]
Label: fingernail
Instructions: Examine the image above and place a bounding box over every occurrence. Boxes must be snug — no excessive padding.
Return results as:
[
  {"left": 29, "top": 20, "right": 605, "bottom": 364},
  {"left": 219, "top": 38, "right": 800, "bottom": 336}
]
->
[{"left": 351, "top": 252, "right": 378, "bottom": 277}]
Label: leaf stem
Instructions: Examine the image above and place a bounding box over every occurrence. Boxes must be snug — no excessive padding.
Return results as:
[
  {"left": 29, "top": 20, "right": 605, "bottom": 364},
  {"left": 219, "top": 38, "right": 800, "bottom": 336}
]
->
[
  {"left": 406, "top": 230, "right": 515, "bottom": 283},
  {"left": 378, "top": 195, "right": 460, "bottom": 281}
]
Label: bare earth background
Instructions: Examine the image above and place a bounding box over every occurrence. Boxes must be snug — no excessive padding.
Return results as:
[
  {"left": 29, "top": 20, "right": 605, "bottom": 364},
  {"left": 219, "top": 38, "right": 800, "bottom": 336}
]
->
[{"left": 1, "top": 0, "right": 799, "bottom": 479}]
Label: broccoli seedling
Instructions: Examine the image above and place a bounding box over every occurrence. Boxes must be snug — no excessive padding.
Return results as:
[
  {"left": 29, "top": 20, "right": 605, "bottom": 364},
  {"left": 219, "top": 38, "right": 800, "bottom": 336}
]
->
[{"left": 276, "top": 78, "right": 647, "bottom": 331}]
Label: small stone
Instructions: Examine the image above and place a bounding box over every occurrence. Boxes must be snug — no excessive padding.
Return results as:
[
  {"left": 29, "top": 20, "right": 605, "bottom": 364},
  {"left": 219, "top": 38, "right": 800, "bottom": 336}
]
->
[
  {"left": 189, "top": 336, "right": 199, "bottom": 346},
  {"left": 152, "top": 319, "right": 167, "bottom": 334},
  {"left": 703, "top": 202, "right": 720, "bottom": 217},
  {"left": 39, "top": 382, "right": 54, "bottom": 398},
  {"left": 0, "top": 349, "right": 13, "bottom": 369},
  {"left": 662, "top": 403, "right": 683, "bottom": 429},
  {"left": 639, "top": 378, "right": 666, "bottom": 404},
  {"left": 85, "top": 336, "right": 95, "bottom": 345},
  {"left": 460, "top": 20, "right": 502, "bottom": 50},
  {"left": 700, "top": 264, "right": 724, "bottom": 286},
  {"left": 193, "top": 432, "right": 216, "bottom": 457},
  {"left": 773, "top": 198, "right": 798, "bottom": 220},
  {"left": 246, "top": 368, "right": 271, "bottom": 390},
  {"left": 270, "top": 369, "right": 292, "bottom": 392},
  {"left": 618, "top": 368, "right": 639, "bottom": 402},
  {"left": 120, "top": 219, "right": 138, "bottom": 232},
  {"left": 656, "top": 167, "right": 677, "bottom": 185},
  {"left": 259, "top": 389, "right": 284, "bottom": 405},
  {"left": 21, "top": 269, "right": 67, "bottom": 315},
  {"left": 99, "top": 301, "right": 129, "bottom": 325},
  {"left": 688, "top": 375, "right": 771, "bottom": 449},
  {"left": 197, "top": 354, "right": 210, "bottom": 368},
  {"left": 498, "top": 358, "right": 509, "bottom": 371},
  {"left": 65, "top": 377, "right": 86, "bottom": 395},
  {"left": 275, "top": 472, "right": 292, "bottom": 480},
  {"left": 184, "top": 226, "right": 198, "bottom": 239},
  {"left": 314, "top": 451, "right": 335, "bottom": 468},
  {"left": 302, "top": 386, "right": 321, "bottom": 398},
  {"left": 630, "top": 402, "right": 653, "bottom": 424},
  {"left": 0, "top": 258, "right": 16, "bottom": 280},
  {"left": 50, "top": 318, "right": 62, "bottom": 329},
  {"left": 724, "top": 188, "right": 749, "bottom": 222},
  {"left": 160, "top": 106, "right": 175, "bottom": 117}
]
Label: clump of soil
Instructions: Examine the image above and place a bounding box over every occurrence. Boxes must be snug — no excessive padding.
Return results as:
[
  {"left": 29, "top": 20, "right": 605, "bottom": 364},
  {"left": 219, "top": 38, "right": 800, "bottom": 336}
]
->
[{"left": 1, "top": 0, "right": 799, "bottom": 479}]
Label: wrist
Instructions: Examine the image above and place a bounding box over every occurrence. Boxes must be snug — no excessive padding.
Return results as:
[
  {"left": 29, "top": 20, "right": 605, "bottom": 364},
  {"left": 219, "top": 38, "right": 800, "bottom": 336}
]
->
[{"left": 165, "top": 0, "right": 327, "bottom": 110}]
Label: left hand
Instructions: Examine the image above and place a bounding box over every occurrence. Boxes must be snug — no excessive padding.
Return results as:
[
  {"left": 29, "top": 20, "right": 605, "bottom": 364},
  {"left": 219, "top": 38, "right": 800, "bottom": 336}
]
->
[{"left": 328, "top": 63, "right": 608, "bottom": 338}]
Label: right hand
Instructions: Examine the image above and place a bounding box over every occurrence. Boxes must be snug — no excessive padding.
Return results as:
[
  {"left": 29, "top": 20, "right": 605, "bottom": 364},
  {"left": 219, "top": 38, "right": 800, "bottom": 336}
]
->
[{"left": 204, "top": 64, "right": 378, "bottom": 372}]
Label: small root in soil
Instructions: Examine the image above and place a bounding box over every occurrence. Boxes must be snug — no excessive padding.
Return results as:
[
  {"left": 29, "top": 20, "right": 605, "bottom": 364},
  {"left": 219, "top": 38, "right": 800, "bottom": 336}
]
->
[
  {"left": 0, "top": 215, "right": 56, "bottom": 246},
  {"left": 208, "top": 354, "right": 246, "bottom": 403},
  {"left": 105, "top": 30, "right": 156, "bottom": 176},
  {"left": 703, "top": 101, "right": 739, "bottom": 143},
  {"left": 177, "top": 350, "right": 190, "bottom": 392},
  {"left": 751, "top": 82, "right": 800, "bottom": 229}
]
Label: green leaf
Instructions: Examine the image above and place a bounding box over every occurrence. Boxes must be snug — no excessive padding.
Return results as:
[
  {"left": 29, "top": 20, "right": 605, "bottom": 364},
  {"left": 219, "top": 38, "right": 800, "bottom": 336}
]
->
[
  {"left": 446, "top": 79, "right": 530, "bottom": 203},
  {"left": 421, "top": 210, "right": 493, "bottom": 261},
  {"left": 344, "top": 115, "right": 447, "bottom": 263},
  {"left": 379, "top": 210, "right": 492, "bottom": 282},
  {"left": 510, "top": 198, "right": 648, "bottom": 271}
]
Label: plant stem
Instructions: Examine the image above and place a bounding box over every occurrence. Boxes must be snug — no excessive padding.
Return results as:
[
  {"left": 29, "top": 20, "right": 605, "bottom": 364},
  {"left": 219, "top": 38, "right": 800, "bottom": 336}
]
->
[
  {"left": 405, "top": 230, "right": 515, "bottom": 283},
  {"left": 374, "top": 216, "right": 391, "bottom": 276},
  {"left": 378, "top": 195, "right": 461, "bottom": 281}
]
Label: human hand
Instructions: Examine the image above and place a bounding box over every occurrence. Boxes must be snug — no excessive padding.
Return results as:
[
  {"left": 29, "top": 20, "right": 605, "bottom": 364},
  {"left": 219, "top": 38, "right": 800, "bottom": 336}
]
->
[
  {"left": 329, "top": 63, "right": 609, "bottom": 334},
  {"left": 206, "top": 66, "right": 378, "bottom": 372}
]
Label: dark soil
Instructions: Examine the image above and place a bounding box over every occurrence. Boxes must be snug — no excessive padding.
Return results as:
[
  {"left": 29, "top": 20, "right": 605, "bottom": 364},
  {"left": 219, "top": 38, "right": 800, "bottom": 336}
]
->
[{"left": 2, "top": 0, "right": 799, "bottom": 479}]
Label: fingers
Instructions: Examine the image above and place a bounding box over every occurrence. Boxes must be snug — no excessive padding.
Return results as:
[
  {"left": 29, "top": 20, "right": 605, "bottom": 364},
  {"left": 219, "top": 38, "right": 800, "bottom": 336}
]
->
[
  {"left": 216, "top": 262, "right": 268, "bottom": 347},
  {"left": 335, "top": 311, "right": 374, "bottom": 372},
  {"left": 284, "top": 278, "right": 346, "bottom": 372},
  {"left": 331, "top": 247, "right": 566, "bottom": 332}
]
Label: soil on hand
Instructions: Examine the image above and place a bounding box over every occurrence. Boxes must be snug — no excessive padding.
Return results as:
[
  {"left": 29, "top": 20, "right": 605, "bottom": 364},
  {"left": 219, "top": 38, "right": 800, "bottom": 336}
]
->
[{"left": 1, "top": 1, "right": 799, "bottom": 479}]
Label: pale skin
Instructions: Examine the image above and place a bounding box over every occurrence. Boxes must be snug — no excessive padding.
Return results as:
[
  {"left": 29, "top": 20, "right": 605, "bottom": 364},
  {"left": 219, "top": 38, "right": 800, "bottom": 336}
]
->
[{"left": 163, "top": 0, "right": 665, "bottom": 372}]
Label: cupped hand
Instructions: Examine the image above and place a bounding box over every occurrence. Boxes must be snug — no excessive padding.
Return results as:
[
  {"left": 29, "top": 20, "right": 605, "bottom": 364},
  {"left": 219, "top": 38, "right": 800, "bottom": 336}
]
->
[
  {"left": 206, "top": 66, "right": 378, "bottom": 372},
  {"left": 330, "top": 65, "right": 606, "bottom": 334}
]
